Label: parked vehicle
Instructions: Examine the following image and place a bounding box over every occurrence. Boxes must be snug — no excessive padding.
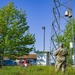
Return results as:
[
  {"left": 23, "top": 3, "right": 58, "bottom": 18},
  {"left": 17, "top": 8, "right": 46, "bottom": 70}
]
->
[
  {"left": 3, "top": 60, "right": 17, "bottom": 66},
  {"left": 29, "top": 59, "right": 36, "bottom": 65}
]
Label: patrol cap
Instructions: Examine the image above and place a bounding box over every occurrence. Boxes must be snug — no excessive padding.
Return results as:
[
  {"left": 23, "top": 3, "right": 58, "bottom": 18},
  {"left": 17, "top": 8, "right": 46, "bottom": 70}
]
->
[{"left": 59, "top": 43, "right": 63, "bottom": 47}]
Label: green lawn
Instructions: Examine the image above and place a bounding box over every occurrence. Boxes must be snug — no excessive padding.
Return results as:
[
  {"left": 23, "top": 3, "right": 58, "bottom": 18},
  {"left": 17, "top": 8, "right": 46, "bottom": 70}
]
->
[{"left": 0, "top": 66, "right": 75, "bottom": 75}]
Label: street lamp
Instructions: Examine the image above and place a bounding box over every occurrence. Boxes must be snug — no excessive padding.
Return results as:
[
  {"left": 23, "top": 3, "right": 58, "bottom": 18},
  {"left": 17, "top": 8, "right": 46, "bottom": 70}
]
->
[{"left": 42, "top": 26, "right": 45, "bottom": 52}]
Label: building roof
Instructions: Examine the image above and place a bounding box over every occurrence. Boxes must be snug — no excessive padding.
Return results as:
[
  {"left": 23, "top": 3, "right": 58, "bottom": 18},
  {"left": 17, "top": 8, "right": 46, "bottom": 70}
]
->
[
  {"left": 16, "top": 54, "right": 37, "bottom": 59},
  {"left": 36, "top": 51, "right": 50, "bottom": 53}
]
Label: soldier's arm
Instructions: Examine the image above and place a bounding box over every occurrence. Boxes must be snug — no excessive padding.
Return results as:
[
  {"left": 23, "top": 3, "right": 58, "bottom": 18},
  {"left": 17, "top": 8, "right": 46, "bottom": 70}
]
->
[{"left": 54, "top": 49, "right": 59, "bottom": 56}]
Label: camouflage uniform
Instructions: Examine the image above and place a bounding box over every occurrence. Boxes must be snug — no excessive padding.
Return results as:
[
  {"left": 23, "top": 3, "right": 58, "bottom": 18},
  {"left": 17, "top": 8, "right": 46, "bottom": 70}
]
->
[{"left": 54, "top": 47, "right": 68, "bottom": 74}]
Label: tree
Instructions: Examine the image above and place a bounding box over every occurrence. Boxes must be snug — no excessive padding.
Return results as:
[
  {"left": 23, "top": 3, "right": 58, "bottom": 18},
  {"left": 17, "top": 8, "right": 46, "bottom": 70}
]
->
[
  {"left": 0, "top": 2, "right": 35, "bottom": 57},
  {"left": 56, "top": 18, "right": 75, "bottom": 63}
]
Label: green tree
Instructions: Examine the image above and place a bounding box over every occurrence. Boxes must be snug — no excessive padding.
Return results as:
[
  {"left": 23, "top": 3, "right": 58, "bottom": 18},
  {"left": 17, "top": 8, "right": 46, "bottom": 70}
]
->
[
  {"left": 56, "top": 18, "right": 75, "bottom": 63},
  {"left": 0, "top": 2, "right": 35, "bottom": 57}
]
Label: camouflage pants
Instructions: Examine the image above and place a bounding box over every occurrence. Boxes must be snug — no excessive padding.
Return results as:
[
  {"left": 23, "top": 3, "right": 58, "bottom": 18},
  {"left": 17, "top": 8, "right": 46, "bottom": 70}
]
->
[{"left": 55, "top": 60, "right": 66, "bottom": 74}]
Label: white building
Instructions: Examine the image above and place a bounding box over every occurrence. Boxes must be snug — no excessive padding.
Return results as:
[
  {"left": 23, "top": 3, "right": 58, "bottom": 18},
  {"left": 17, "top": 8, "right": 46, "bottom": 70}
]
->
[{"left": 36, "top": 51, "right": 50, "bottom": 66}]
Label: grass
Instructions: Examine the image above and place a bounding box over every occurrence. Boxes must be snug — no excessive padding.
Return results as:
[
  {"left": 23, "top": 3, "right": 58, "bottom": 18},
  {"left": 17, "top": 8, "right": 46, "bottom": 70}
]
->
[{"left": 0, "top": 65, "right": 75, "bottom": 75}]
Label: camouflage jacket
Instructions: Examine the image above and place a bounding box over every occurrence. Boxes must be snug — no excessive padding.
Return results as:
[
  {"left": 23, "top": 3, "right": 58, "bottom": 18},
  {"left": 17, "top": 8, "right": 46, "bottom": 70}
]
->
[{"left": 54, "top": 47, "right": 68, "bottom": 61}]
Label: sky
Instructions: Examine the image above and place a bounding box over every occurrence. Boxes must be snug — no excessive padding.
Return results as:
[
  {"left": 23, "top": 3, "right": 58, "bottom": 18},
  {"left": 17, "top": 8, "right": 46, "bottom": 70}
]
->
[{"left": 0, "top": 0, "right": 75, "bottom": 53}]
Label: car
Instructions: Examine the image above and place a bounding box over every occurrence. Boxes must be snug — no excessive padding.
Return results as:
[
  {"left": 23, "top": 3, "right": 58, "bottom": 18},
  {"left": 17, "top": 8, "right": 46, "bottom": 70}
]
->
[
  {"left": 29, "top": 59, "right": 36, "bottom": 65},
  {"left": 3, "top": 60, "right": 17, "bottom": 66}
]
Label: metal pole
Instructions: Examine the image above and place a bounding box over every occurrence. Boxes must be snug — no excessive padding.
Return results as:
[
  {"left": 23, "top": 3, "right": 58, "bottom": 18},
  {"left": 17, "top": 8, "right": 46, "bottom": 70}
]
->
[{"left": 42, "top": 26, "right": 45, "bottom": 51}]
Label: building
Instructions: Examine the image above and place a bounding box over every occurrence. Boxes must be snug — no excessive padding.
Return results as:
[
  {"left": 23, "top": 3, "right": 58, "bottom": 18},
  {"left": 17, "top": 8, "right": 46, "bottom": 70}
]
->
[
  {"left": 16, "top": 54, "right": 37, "bottom": 65},
  {"left": 16, "top": 54, "right": 36, "bottom": 60},
  {"left": 36, "top": 51, "right": 50, "bottom": 66}
]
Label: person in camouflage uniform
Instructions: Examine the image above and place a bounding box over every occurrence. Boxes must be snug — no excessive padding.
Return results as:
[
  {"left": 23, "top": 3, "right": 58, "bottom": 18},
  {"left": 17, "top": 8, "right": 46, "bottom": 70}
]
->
[{"left": 54, "top": 43, "right": 68, "bottom": 74}]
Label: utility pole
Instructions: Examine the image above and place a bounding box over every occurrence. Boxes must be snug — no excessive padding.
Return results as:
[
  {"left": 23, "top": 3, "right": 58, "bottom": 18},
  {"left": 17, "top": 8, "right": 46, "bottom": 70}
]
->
[{"left": 42, "top": 26, "right": 45, "bottom": 52}]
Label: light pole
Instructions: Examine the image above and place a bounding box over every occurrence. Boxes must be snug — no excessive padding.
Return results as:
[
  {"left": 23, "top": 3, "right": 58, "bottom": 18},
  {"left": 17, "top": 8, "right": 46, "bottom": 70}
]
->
[{"left": 42, "top": 26, "right": 45, "bottom": 52}]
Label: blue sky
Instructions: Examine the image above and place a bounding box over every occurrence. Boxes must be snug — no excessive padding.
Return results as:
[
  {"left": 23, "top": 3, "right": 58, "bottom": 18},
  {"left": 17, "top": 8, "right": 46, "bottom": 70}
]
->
[{"left": 0, "top": 0, "right": 75, "bottom": 52}]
